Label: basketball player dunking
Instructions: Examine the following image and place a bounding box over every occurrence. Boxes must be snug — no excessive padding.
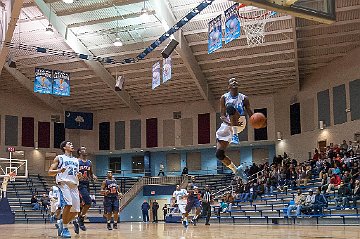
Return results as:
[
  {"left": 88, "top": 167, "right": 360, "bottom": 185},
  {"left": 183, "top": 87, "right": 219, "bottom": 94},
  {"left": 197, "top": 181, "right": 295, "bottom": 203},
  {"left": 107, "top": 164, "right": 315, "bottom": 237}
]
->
[
  {"left": 216, "top": 78, "right": 254, "bottom": 182},
  {"left": 101, "top": 171, "right": 122, "bottom": 230},
  {"left": 77, "top": 146, "right": 97, "bottom": 231},
  {"left": 48, "top": 141, "right": 82, "bottom": 238}
]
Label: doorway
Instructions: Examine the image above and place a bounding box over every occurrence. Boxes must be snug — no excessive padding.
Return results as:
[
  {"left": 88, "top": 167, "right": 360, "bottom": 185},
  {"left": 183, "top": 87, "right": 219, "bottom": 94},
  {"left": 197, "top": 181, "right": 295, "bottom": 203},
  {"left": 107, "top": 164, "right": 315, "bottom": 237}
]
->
[
  {"left": 149, "top": 198, "right": 169, "bottom": 222},
  {"left": 318, "top": 140, "right": 327, "bottom": 153}
]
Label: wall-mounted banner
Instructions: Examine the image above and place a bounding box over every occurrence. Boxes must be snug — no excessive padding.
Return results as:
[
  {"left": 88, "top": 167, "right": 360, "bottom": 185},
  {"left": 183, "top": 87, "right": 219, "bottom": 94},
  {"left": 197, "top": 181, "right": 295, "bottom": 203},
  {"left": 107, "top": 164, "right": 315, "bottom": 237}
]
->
[
  {"left": 208, "top": 14, "right": 223, "bottom": 54},
  {"left": 34, "top": 68, "right": 53, "bottom": 94},
  {"left": 152, "top": 61, "right": 161, "bottom": 90},
  {"left": 225, "top": 3, "right": 241, "bottom": 44},
  {"left": 163, "top": 57, "right": 172, "bottom": 83},
  {"left": 53, "top": 70, "right": 70, "bottom": 96}
]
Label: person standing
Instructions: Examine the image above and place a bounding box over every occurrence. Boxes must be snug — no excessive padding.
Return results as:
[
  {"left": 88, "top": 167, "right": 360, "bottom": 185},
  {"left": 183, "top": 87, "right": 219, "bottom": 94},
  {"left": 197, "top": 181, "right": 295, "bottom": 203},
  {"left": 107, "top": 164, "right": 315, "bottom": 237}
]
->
[
  {"left": 141, "top": 200, "right": 150, "bottom": 222},
  {"left": 77, "top": 146, "right": 97, "bottom": 231},
  {"left": 101, "top": 171, "right": 122, "bottom": 230},
  {"left": 152, "top": 200, "right": 159, "bottom": 223},
  {"left": 202, "top": 185, "right": 212, "bottom": 225},
  {"left": 158, "top": 163, "right": 165, "bottom": 176},
  {"left": 162, "top": 204, "right": 168, "bottom": 221},
  {"left": 48, "top": 140, "right": 81, "bottom": 238}
]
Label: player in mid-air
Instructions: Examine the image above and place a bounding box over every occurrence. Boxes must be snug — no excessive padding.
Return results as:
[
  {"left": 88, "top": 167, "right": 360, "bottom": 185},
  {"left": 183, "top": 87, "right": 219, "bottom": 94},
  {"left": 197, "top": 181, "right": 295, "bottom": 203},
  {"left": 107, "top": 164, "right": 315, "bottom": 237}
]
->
[
  {"left": 76, "top": 146, "right": 97, "bottom": 231},
  {"left": 48, "top": 141, "right": 82, "bottom": 238},
  {"left": 216, "top": 78, "right": 259, "bottom": 182},
  {"left": 172, "top": 184, "right": 188, "bottom": 223},
  {"left": 101, "top": 171, "right": 122, "bottom": 230}
]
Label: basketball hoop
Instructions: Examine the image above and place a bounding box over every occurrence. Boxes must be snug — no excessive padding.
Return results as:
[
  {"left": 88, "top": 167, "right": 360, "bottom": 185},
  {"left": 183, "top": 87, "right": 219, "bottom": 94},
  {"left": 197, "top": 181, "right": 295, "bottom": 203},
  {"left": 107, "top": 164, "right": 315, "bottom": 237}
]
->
[{"left": 237, "top": 4, "right": 276, "bottom": 47}]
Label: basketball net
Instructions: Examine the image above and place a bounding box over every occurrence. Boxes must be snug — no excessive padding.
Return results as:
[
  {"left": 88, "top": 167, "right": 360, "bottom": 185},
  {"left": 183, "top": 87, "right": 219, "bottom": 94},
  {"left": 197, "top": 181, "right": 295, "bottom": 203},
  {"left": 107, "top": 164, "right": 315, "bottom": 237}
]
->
[{"left": 237, "top": 4, "right": 276, "bottom": 47}]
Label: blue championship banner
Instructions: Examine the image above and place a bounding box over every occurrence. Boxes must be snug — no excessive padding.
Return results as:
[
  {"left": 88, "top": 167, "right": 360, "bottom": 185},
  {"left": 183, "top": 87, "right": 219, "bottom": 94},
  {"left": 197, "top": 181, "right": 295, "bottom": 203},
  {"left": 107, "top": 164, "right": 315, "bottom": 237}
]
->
[
  {"left": 225, "top": 3, "right": 241, "bottom": 44},
  {"left": 65, "top": 111, "right": 93, "bottom": 130},
  {"left": 34, "top": 68, "right": 53, "bottom": 94},
  {"left": 152, "top": 61, "right": 161, "bottom": 89},
  {"left": 208, "top": 14, "right": 223, "bottom": 54},
  {"left": 53, "top": 70, "right": 70, "bottom": 96},
  {"left": 162, "top": 57, "right": 172, "bottom": 83}
]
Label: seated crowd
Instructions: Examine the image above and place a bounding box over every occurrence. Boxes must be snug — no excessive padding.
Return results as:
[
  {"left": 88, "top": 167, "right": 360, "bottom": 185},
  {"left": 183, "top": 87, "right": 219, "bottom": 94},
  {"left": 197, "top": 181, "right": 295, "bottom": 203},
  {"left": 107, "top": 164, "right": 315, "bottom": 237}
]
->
[{"left": 228, "top": 140, "right": 360, "bottom": 218}]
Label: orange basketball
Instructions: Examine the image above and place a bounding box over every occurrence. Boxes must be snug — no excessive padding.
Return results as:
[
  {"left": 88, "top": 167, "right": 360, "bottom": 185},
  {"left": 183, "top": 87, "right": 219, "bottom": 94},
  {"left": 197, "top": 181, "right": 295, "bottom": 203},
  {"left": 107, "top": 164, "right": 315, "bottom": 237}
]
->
[{"left": 249, "top": 113, "right": 267, "bottom": 129}]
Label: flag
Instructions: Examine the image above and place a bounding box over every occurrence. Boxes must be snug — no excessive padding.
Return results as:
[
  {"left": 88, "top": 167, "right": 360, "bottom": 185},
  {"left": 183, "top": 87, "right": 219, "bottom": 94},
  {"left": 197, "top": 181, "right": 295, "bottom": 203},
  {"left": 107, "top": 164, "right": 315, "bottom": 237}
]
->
[
  {"left": 225, "top": 3, "right": 241, "bottom": 44},
  {"left": 208, "top": 15, "right": 223, "bottom": 54},
  {"left": 65, "top": 111, "right": 93, "bottom": 130},
  {"left": 163, "top": 57, "right": 172, "bottom": 83},
  {"left": 152, "top": 61, "right": 161, "bottom": 89},
  {"left": 34, "top": 68, "right": 53, "bottom": 94},
  {"left": 53, "top": 70, "right": 70, "bottom": 96}
]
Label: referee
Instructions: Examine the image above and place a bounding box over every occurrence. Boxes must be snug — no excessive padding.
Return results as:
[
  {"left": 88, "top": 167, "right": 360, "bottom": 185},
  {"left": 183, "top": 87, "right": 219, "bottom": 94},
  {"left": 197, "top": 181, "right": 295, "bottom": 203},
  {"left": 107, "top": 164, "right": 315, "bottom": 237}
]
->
[{"left": 202, "top": 185, "right": 212, "bottom": 225}]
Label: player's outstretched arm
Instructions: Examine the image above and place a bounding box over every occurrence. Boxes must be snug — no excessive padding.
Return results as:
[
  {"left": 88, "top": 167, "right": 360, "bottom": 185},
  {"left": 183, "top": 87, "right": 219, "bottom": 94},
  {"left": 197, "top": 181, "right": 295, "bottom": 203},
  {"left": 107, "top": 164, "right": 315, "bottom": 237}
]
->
[
  {"left": 244, "top": 97, "right": 253, "bottom": 117},
  {"left": 219, "top": 96, "right": 230, "bottom": 124},
  {"left": 48, "top": 156, "right": 65, "bottom": 176}
]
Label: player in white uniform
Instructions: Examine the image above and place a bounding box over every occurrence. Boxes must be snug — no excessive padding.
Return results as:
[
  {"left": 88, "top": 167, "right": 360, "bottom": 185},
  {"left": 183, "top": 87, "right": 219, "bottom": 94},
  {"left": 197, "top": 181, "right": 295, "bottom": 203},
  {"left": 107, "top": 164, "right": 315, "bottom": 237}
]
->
[
  {"left": 49, "top": 185, "right": 61, "bottom": 224},
  {"left": 215, "top": 78, "right": 254, "bottom": 182},
  {"left": 172, "top": 185, "right": 188, "bottom": 221},
  {"left": 49, "top": 141, "right": 82, "bottom": 238}
]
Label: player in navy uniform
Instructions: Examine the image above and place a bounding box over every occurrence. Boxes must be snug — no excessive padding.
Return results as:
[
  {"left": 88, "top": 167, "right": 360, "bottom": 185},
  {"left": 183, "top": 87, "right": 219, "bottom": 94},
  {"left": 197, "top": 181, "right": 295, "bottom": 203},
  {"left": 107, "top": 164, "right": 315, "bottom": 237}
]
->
[
  {"left": 216, "top": 78, "right": 254, "bottom": 182},
  {"left": 101, "top": 171, "right": 122, "bottom": 230},
  {"left": 77, "top": 146, "right": 97, "bottom": 231},
  {"left": 183, "top": 176, "right": 201, "bottom": 228}
]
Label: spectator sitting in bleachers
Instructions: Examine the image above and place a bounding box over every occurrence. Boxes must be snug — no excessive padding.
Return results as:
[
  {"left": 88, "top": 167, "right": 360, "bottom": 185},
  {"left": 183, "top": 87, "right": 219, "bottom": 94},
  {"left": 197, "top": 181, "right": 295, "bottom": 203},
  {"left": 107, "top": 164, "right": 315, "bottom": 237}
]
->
[
  {"left": 313, "top": 188, "right": 328, "bottom": 215},
  {"left": 302, "top": 189, "right": 316, "bottom": 215},
  {"left": 40, "top": 193, "right": 50, "bottom": 211},
  {"left": 350, "top": 179, "right": 360, "bottom": 208},
  {"left": 219, "top": 199, "right": 228, "bottom": 213},
  {"left": 31, "top": 194, "right": 40, "bottom": 210},
  {"left": 335, "top": 181, "right": 351, "bottom": 209},
  {"left": 287, "top": 189, "right": 305, "bottom": 217},
  {"left": 326, "top": 174, "right": 341, "bottom": 193}
]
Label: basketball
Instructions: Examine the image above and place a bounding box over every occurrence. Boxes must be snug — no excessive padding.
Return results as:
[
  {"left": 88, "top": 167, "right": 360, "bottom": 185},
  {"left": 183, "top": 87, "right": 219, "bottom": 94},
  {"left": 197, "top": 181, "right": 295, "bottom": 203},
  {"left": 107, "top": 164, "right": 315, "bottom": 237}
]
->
[{"left": 249, "top": 113, "right": 267, "bottom": 129}]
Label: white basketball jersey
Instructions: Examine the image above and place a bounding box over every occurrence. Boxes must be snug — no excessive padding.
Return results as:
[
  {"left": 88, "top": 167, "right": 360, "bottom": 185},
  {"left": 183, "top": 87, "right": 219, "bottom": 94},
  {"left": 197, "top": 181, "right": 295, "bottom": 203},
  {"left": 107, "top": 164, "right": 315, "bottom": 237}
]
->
[
  {"left": 56, "top": 154, "right": 79, "bottom": 185},
  {"left": 223, "top": 92, "right": 246, "bottom": 116},
  {"left": 49, "top": 185, "right": 60, "bottom": 199},
  {"left": 173, "top": 189, "right": 187, "bottom": 204}
]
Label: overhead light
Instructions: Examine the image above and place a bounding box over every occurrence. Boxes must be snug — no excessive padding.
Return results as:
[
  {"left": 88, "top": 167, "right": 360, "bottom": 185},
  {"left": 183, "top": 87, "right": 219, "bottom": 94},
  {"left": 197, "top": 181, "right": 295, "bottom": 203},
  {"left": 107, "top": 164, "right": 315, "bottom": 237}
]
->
[
  {"left": 45, "top": 24, "right": 54, "bottom": 35},
  {"left": 319, "top": 121, "right": 325, "bottom": 130},
  {"left": 62, "top": 0, "right": 74, "bottom": 3},
  {"left": 34, "top": 141, "right": 39, "bottom": 150},
  {"left": 140, "top": 8, "right": 150, "bottom": 21},
  {"left": 277, "top": 131, "right": 282, "bottom": 141},
  {"left": 113, "top": 37, "right": 123, "bottom": 46}
]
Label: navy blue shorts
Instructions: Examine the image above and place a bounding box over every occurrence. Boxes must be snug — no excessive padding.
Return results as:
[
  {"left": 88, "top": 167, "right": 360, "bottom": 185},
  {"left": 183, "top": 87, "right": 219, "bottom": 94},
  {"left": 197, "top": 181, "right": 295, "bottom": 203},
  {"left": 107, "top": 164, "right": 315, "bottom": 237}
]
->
[
  {"left": 185, "top": 198, "right": 201, "bottom": 213},
  {"left": 78, "top": 183, "right": 92, "bottom": 205},
  {"left": 104, "top": 197, "right": 119, "bottom": 214}
]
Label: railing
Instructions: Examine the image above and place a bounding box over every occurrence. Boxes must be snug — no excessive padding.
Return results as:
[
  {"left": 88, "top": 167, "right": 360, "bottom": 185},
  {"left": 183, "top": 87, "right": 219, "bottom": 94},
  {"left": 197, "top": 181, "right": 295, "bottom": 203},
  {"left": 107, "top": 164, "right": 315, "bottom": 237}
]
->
[{"left": 119, "top": 175, "right": 187, "bottom": 211}]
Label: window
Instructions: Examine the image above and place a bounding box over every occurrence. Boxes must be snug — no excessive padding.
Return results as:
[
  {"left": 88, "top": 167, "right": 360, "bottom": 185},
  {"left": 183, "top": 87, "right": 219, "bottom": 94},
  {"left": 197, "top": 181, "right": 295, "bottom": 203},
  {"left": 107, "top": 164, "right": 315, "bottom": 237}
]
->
[
  {"left": 132, "top": 156, "right": 144, "bottom": 173},
  {"left": 186, "top": 152, "right": 201, "bottom": 171},
  {"left": 109, "top": 157, "right": 121, "bottom": 174}
]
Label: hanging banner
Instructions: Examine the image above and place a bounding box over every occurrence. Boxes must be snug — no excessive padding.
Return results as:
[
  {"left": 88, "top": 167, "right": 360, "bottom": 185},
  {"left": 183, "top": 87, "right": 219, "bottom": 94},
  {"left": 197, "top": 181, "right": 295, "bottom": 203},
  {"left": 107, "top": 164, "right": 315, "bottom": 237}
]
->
[
  {"left": 162, "top": 57, "right": 172, "bottom": 83},
  {"left": 34, "top": 68, "right": 53, "bottom": 94},
  {"left": 152, "top": 61, "right": 161, "bottom": 90},
  {"left": 208, "top": 14, "right": 223, "bottom": 54},
  {"left": 225, "top": 3, "right": 241, "bottom": 44},
  {"left": 53, "top": 70, "right": 70, "bottom": 96}
]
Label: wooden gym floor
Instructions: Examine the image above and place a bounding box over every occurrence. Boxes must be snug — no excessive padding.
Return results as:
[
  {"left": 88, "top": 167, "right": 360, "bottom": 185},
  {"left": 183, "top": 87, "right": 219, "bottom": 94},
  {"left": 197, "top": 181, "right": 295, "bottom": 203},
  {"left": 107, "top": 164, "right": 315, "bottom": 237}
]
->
[{"left": 1, "top": 223, "right": 359, "bottom": 239}]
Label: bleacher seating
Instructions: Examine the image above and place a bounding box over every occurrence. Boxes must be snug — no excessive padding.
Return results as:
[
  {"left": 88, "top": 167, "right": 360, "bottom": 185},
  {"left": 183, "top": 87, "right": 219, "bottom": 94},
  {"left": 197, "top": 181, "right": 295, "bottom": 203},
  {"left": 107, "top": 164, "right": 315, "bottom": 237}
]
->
[{"left": 210, "top": 171, "right": 360, "bottom": 225}]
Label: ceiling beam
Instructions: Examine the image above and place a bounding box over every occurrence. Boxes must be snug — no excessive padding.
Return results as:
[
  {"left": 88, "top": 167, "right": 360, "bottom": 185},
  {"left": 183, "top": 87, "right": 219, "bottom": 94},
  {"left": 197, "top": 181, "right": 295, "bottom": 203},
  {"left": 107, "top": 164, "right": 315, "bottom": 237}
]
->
[
  {"left": 4, "top": 66, "right": 63, "bottom": 112},
  {"left": 67, "top": 10, "right": 156, "bottom": 29},
  {"left": 149, "top": 0, "right": 216, "bottom": 111},
  {"left": 56, "top": 0, "right": 144, "bottom": 17},
  {"left": 291, "top": 16, "right": 300, "bottom": 91},
  {"left": 0, "top": 0, "right": 24, "bottom": 75},
  {"left": 34, "top": 0, "right": 141, "bottom": 114}
]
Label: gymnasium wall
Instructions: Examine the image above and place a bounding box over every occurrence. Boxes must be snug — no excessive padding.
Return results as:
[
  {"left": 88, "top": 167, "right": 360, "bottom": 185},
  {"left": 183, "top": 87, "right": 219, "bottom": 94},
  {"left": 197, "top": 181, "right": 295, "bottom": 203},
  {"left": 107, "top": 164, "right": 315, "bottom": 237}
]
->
[{"left": 275, "top": 46, "right": 360, "bottom": 161}]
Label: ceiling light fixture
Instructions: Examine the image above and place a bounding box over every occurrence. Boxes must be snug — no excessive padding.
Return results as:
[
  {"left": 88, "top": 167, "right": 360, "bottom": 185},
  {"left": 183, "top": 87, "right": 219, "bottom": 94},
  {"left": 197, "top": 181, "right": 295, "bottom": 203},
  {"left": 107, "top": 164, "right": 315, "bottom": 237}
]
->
[
  {"left": 113, "top": 37, "right": 123, "bottom": 46},
  {"left": 62, "top": 0, "right": 74, "bottom": 3}
]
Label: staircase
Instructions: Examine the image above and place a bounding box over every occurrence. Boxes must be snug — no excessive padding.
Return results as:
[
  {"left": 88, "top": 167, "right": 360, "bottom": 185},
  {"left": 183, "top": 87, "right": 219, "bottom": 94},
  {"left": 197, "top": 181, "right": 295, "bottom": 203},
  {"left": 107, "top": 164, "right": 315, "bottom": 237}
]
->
[{"left": 119, "top": 176, "right": 187, "bottom": 211}]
